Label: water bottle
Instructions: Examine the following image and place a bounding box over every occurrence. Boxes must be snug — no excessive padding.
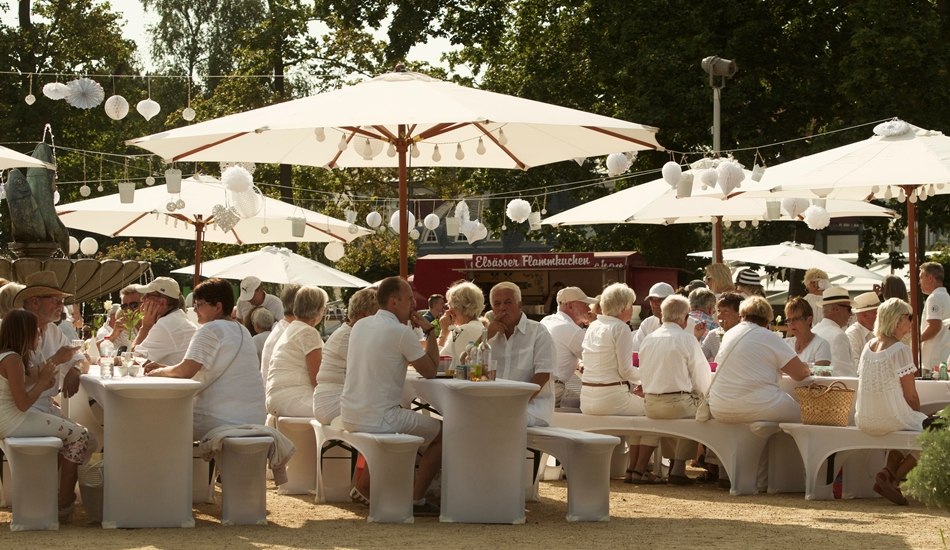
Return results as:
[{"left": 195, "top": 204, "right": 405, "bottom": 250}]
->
[
  {"left": 477, "top": 327, "right": 493, "bottom": 380},
  {"left": 939, "top": 362, "right": 949, "bottom": 381}
]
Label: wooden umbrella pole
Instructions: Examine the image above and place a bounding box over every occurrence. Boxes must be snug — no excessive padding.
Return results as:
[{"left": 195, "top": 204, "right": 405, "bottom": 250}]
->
[
  {"left": 712, "top": 217, "right": 724, "bottom": 263},
  {"left": 193, "top": 218, "right": 204, "bottom": 290},
  {"left": 398, "top": 124, "right": 409, "bottom": 279},
  {"left": 904, "top": 186, "right": 921, "bottom": 370}
]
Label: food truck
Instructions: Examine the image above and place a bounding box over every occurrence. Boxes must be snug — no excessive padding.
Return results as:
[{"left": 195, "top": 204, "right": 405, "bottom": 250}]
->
[{"left": 413, "top": 251, "right": 682, "bottom": 318}]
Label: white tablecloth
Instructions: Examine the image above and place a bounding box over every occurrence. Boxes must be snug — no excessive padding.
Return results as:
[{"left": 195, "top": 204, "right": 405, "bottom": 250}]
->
[
  {"left": 407, "top": 377, "right": 537, "bottom": 524},
  {"left": 81, "top": 372, "right": 201, "bottom": 528}
]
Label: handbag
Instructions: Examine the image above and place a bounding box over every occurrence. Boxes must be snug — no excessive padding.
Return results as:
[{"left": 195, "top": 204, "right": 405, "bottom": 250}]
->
[{"left": 695, "top": 326, "right": 751, "bottom": 422}]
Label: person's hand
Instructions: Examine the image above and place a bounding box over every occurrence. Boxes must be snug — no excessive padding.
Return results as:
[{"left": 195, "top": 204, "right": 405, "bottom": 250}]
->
[
  {"left": 140, "top": 300, "right": 161, "bottom": 329},
  {"left": 144, "top": 361, "right": 164, "bottom": 376},
  {"left": 37, "top": 361, "right": 56, "bottom": 389},
  {"left": 439, "top": 310, "right": 453, "bottom": 328},
  {"left": 631, "top": 384, "right": 644, "bottom": 398},
  {"left": 409, "top": 311, "right": 433, "bottom": 333},
  {"left": 62, "top": 367, "right": 81, "bottom": 398},
  {"left": 51, "top": 344, "right": 80, "bottom": 365},
  {"left": 694, "top": 321, "right": 709, "bottom": 342}
]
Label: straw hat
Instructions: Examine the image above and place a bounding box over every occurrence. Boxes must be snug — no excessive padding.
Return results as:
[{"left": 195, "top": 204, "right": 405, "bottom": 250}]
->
[
  {"left": 819, "top": 286, "right": 853, "bottom": 307},
  {"left": 852, "top": 291, "right": 882, "bottom": 313},
  {"left": 13, "top": 271, "right": 71, "bottom": 308}
]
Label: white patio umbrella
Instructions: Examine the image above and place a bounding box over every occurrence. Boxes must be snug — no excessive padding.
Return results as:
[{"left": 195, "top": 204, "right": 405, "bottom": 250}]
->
[
  {"left": 171, "top": 246, "right": 370, "bottom": 288},
  {"left": 738, "top": 119, "right": 950, "bottom": 363},
  {"left": 127, "top": 67, "right": 663, "bottom": 278},
  {"left": 56, "top": 174, "right": 370, "bottom": 286},
  {"left": 688, "top": 241, "right": 883, "bottom": 280},
  {"left": 0, "top": 144, "right": 55, "bottom": 170},
  {"left": 543, "top": 170, "right": 897, "bottom": 226}
]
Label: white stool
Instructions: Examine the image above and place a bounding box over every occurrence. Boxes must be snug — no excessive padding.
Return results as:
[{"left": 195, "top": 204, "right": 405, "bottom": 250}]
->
[
  {"left": 276, "top": 417, "right": 317, "bottom": 495},
  {"left": 311, "top": 421, "right": 357, "bottom": 503},
  {"left": 1, "top": 437, "right": 63, "bottom": 531},
  {"left": 192, "top": 452, "right": 215, "bottom": 504},
  {"left": 218, "top": 436, "right": 273, "bottom": 526},
  {"left": 1, "top": 456, "right": 12, "bottom": 507}
]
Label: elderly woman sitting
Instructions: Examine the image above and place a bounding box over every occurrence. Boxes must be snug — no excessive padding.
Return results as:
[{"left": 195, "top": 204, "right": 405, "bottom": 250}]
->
[
  {"left": 855, "top": 298, "right": 927, "bottom": 505},
  {"left": 146, "top": 278, "right": 265, "bottom": 439},
  {"left": 709, "top": 296, "right": 811, "bottom": 423},
  {"left": 639, "top": 294, "right": 712, "bottom": 484},
  {"left": 580, "top": 283, "right": 659, "bottom": 484},
  {"left": 437, "top": 281, "right": 486, "bottom": 365},
  {"left": 266, "top": 286, "right": 328, "bottom": 417},
  {"left": 783, "top": 297, "right": 831, "bottom": 368},
  {"left": 312, "top": 288, "right": 378, "bottom": 424}
]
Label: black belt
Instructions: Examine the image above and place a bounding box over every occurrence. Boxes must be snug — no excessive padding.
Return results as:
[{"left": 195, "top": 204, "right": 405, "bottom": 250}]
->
[{"left": 582, "top": 381, "right": 630, "bottom": 388}]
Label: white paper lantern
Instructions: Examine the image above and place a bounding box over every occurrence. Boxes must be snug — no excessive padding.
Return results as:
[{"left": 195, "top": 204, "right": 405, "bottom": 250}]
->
[
  {"left": 781, "top": 197, "right": 809, "bottom": 218},
  {"left": 661, "top": 161, "right": 682, "bottom": 187},
  {"left": 145, "top": 175, "right": 155, "bottom": 186},
  {"left": 79, "top": 184, "right": 91, "bottom": 197},
  {"left": 606, "top": 153, "right": 630, "bottom": 177},
  {"left": 716, "top": 160, "right": 745, "bottom": 195},
  {"left": 389, "top": 211, "right": 416, "bottom": 232},
  {"left": 221, "top": 165, "right": 253, "bottom": 192},
  {"left": 68, "top": 236, "right": 79, "bottom": 255},
  {"left": 42, "top": 82, "right": 69, "bottom": 100},
  {"left": 65, "top": 78, "right": 105, "bottom": 109},
  {"left": 79, "top": 237, "right": 98, "bottom": 255},
  {"left": 366, "top": 211, "right": 382, "bottom": 228},
  {"left": 182, "top": 107, "right": 196, "bottom": 121},
  {"left": 24, "top": 93, "right": 35, "bottom": 105},
  {"left": 423, "top": 213, "right": 440, "bottom": 230},
  {"left": 409, "top": 228, "right": 420, "bottom": 240},
  {"left": 505, "top": 198, "right": 532, "bottom": 223},
  {"left": 699, "top": 169, "right": 719, "bottom": 188},
  {"left": 324, "top": 242, "right": 345, "bottom": 262},
  {"left": 104, "top": 95, "right": 129, "bottom": 120},
  {"left": 802, "top": 205, "right": 831, "bottom": 230},
  {"left": 136, "top": 98, "right": 161, "bottom": 121}
]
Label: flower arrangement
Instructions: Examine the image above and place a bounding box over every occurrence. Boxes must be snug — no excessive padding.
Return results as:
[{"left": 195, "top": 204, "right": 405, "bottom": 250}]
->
[{"left": 119, "top": 308, "right": 144, "bottom": 337}]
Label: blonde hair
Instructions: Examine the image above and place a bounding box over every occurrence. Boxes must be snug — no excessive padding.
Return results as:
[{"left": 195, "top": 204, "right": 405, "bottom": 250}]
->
[
  {"left": 600, "top": 283, "right": 635, "bottom": 317},
  {"left": 446, "top": 281, "right": 485, "bottom": 319},
  {"left": 705, "top": 263, "right": 735, "bottom": 293},
  {"left": 803, "top": 268, "right": 829, "bottom": 285},
  {"left": 347, "top": 288, "right": 378, "bottom": 320},
  {"left": 874, "top": 298, "right": 911, "bottom": 340},
  {"left": 739, "top": 296, "right": 774, "bottom": 326}
]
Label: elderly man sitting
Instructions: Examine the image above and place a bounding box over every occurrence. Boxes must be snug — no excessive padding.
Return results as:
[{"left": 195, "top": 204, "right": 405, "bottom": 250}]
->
[
  {"left": 540, "top": 286, "right": 596, "bottom": 407},
  {"left": 639, "top": 294, "right": 712, "bottom": 484},
  {"left": 486, "top": 282, "right": 555, "bottom": 427},
  {"left": 133, "top": 277, "right": 197, "bottom": 365},
  {"left": 812, "top": 286, "right": 857, "bottom": 376},
  {"left": 846, "top": 291, "right": 881, "bottom": 366}
]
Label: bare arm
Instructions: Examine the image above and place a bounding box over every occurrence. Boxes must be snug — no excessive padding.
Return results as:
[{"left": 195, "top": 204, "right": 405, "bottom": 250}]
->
[
  {"left": 921, "top": 319, "right": 942, "bottom": 342},
  {"left": 899, "top": 372, "right": 921, "bottom": 411},
  {"left": 4, "top": 356, "right": 55, "bottom": 412},
  {"left": 306, "top": 348, "right": 322, "bottom": 387},
  {"left": 145, "top": 358, "right": 202, "bottom": 379},
  {"left": 781, "top": 356, "right": 812, "bottom": 381},
  {"left": 409, "top": 332, "right": 439, "bottom": 378}
]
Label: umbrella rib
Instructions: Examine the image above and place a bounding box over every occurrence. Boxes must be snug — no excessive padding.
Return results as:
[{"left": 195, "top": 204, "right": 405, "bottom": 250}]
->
[
  {"left": 113, "top": 212, "right": 152, "bottom": 236},
  {"left": 304, "top": 222, "right": 346, "bottom": 242},
  {"left": 583, "top": 126, "right": 661, "bottom": 150},
  {"left": 171, "top": 132, "right": 252, "bottom": 162},
  {"left": 416, "top": 122, "right": 470, "bottom": 141},
  {"left": 474, "top": 122, "right": 527, "bottom": 170},
  {"left": 371, "top": 125, "right": 398, "bottom": 141},
  {"left": 325, "top": 131, "right": 356, "bottom": 169}
]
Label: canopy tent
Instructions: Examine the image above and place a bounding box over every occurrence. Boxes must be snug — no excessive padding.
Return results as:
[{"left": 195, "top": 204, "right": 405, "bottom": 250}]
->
[{"left": 128, "top": 67, "right": 663, "bottom": 278}]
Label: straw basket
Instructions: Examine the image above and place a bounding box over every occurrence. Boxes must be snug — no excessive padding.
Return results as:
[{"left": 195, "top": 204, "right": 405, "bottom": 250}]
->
[{"left": 795, "top": 381, "right": 855, "bottom": 426}]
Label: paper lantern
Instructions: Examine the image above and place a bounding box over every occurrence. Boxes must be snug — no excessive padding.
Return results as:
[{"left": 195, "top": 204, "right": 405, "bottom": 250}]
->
[
  {"left": 65, "top": 78, "right": 104, "bottom": 109},
  {"left": 389, "top": 211, "right": 416, "bottom": 232},
  {"left": 324, "top": 242, "right": 345, "bottom": 262},
  {"left": 781, "top": 197, "right": 809, "bottom": 218},
  {"left": 409, "top": 228, "right": 420, "bottom": 240},
  {"left": 423, "top": 213, "right": 440, "bottom": 230},
  {"left": 802, "top": 205, "right": 831, "bottom": 230},
  {"left": 229, "top": 186, "right": 264, "bottom": 218},
  {"left": 42, "top": 82, "right": 69, "bottom": 100},
  {"left": 716, "top": 160, "right": 745, "bottom": 195},
  {"left": 699, "top": 169, "right": 718, "bottom": 188},
  {"left": 606, "top": 153, "right": 630, "bottom": 177},
  {"left": 505, "top": 199, "right": 532, "bottom": 223},
  {"left": 366, "top": 211, "right": 382, "bottom": 228},
  {"left": 661, "top": 161, "right": 682, "bottom": 187},
  {"left": 182, "top": 107, "right": 196, "bottom": 122},
  {"left": 79, "top": 237, "right": 98, "bottom": 255},
  {"left": 136, "top": 98, "right": 161, "bottom": 121},
  {"left": 68, "top": 236, "right": 79, "bottom": 255},
  {"left": 24, "top": 93, "right": 35, "bottom": 105},
  {"left": 221, "top": 165, "right": 253, "bottom": 192},
  {"left": 79, "top": 184, "right": 91, "bottom": 197},
  {"left": 104, "top": 95, "right": 129, "bottom": 120}
]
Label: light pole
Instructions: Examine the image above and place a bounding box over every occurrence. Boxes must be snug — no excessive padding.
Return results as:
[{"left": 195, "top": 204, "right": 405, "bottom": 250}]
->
[{"left": 701, "top": 56, "right": 737, "bottom": 262}]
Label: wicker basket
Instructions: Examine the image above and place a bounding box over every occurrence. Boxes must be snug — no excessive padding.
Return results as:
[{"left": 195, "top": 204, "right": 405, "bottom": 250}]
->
[{"left": 794, "top": 381, "right": 855, "bottom": 426}]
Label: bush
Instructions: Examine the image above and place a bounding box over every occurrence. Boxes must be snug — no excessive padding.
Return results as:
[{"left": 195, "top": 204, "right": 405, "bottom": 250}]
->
[{"left": 904, "top": 407, "right": 950, "bottom": 509}]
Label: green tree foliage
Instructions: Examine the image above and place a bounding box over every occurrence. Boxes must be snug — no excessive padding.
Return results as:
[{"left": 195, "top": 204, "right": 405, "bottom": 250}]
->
[
  {"left": 333, "top": 231, "right": 409, "bottom": 284},
  {"left": 98, "top": 238, "right": 186, "bottom": 277}
]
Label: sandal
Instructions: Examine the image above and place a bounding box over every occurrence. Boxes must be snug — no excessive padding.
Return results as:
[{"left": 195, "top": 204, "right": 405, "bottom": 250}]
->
[
  {"left": 873, "top": 469, "right": 908, "bottom": 506},
  {"left": 631, "top": 471, "right": 663, "bottom": 485},
  {"left": 349, "top": 486, "right": 370, "bottom": 506},
  {"left": 623, "top": 469, "right": 644, "bottom": 484}
]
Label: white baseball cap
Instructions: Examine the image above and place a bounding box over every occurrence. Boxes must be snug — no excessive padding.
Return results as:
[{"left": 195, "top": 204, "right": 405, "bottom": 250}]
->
[
  {"left": 239, "top": 276, "right": 262, "bottom": 302},
  {"left": 133, "top": 277, "right": 181, "bottom": 300},
  {"left": 647, "top": 282, "right": 675, "bottom": 299},
  {"left": 556, "top": 286, "right": 597, "bottom": 305}
]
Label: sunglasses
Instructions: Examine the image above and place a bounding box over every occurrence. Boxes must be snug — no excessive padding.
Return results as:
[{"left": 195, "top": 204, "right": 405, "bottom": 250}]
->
[{"left": 120, "top": 302, "right": 141, "bottom": 310}]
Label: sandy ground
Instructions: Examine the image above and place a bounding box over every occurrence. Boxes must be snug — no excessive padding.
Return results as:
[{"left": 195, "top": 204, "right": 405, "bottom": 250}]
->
[{"left": 1, "top": 476, "right": 948, "bottom": 550}]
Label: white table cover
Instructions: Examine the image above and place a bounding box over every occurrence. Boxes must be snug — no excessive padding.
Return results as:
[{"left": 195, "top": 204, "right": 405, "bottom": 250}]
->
[{"left": 408, "top": 378, "right": 537, "bottom": 524}]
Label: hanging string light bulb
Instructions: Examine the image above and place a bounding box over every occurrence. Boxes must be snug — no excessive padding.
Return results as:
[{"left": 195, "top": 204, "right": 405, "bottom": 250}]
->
[
  {"left": 497, "top": 128, "right": 508, "bottom": 145},
  {"left": 455, "top": 144, "right": 464, "bottom": 160},
  {"left": 432, "top": 145, "right": 441, "bottom": 162},
  {"left": 476, "top": 137, "right": 486, "bottom": 155}
]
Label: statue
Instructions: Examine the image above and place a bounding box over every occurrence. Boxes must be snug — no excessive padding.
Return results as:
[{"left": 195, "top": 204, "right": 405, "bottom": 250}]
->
[{"left": 6, "top": 143, "right": 69, "bottom": 256}]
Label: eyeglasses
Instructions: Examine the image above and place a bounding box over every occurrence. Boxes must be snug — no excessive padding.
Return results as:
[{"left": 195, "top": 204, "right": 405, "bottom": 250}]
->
[
  {"left": 194, "top": 300, "right": 212, "bottom": 308},
  {"left": 786, "top": 316, "right": 806, "bottom": 323},
  {"left": 120, "top": 302, "right": 141, "bottom": 310}
]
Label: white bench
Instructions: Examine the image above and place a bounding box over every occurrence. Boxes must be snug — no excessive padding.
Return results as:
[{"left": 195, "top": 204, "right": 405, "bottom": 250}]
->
[
  {"left": 311, "top": 421, "right": 423, "bottom": 523},
  {"left": 218, "top": 436, "right": 273, "bottom": 526},
  {"left": 0, "top": 437, "right": 63, "bottom": 531},
  {"left": 552, "top": 411, "right": 776, "bottom": 495},
  {"left": 778, "top": 423, "right": 922, "bottom": 500},
  {"left": 526, "top": 427, "right": 620, "bottom": 522},
  {"left": 276, "top": 417, "right": 317, "bottom": 495}
]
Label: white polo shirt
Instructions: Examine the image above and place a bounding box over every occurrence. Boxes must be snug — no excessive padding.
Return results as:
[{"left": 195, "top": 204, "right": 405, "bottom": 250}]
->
[{"left": 539, "top": 310, "right": 585, "bottom": 383}]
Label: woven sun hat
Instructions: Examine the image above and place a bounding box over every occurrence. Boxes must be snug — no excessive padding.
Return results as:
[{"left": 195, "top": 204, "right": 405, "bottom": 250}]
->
[
  {"left": 239, "top": 276, "right": 262, "bottom": 302},
  {"left": 647, "top": 282, "right": 675, "bottom": 299},
  {"left": 852, "top": 291, "right": 882, "bottom": 313},
  {"left": 556, "top": 286, "right": 597, "bottom": 305},
  {"left": 819, "top": 286, "right": 853, "bottom": 307},
  {"left": 13, "top": 271, "right": 72, "bottom": 308}
]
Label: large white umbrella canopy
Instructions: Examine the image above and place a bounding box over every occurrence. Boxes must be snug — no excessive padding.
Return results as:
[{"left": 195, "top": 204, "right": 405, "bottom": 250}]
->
[
  {"left": 688, "top": 241, "right": 883, "bottom": 280},
  {"left": 543, "top": 170, "right": 897, "bottom": 226},
  {"left": 56, "top": 175, "right": 369, "bottom": 285},
  {"left": 738, "top": 119, "right": 950, "bottom": 365},
  {"left": 0, "top": 144, "right": 54, "bottom": 170},
  {"left": 128, "top": 68, "right": 663, "bottom": 277},
  {"left": 171, "top": 246, "right": 370, "bottom": 288}
]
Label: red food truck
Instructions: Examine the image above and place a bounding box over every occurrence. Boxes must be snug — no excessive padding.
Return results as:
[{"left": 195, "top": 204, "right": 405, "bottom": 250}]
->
[{"left": 413, "top": 251, "right": 682, "bottom": 318}]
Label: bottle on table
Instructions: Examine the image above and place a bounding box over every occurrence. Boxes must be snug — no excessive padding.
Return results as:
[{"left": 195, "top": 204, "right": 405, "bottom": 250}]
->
[
  {"left": 939, "top": 362, "right": 949, "bottom": 381},
  {"left": 477, "top": 327, "right": 493, "bottom": 380}
]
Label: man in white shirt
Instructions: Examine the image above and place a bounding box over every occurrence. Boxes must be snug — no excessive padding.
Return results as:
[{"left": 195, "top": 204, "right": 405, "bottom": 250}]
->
[
  {"left": 540, "top": 286, "right": 595, "bottom": 407},
  {"left": 631, "top": 282, "right": 675, "bottom": 352},
  {"left": 341, "top": 276, "right": 441, "bottom": 515},
  {"left": 639, "top": 294, "right": 712, "bottom": 484},
  {"left": 846, "top": 291, "right": 880, "bottom": 368},
  {"left": 236, "top": 276, "right": 284, "bottom": 323},
  {"left": 486, "top": 282, "right": 556, "bottom": 426},
  {"left": 812, "top": 286, "right": 857, "bottom": 376},
  {"left": 14, "top": 271, "right": 84, "bottom": 415},
  {"left": 132, "top": 277, "right": 197, "bottom": 365},
  {"left": 920, "top": 262, "right": 950, "bottom": 369}
]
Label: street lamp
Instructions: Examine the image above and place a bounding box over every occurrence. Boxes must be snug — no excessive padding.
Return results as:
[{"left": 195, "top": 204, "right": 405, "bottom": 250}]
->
[{"left": 701, "top": 56, "right": 737, "bottom": 262}]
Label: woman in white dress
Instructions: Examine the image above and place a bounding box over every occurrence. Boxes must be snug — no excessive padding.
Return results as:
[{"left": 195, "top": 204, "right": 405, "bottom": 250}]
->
[
  {"left": 267, "top": 286, "right": 328, "bottom": 417},
  {"left": 709, "top": 296, "right": 812, "bottom": 423},
  {"left": 855, "top": 298, "right": 927, "bottom": 505},
  {"left": 436, "top": 281, "right": 485, "bottom": 365},
  {"left": 783, "top": 297, "right": 831, "bottom": 368},
  {"left": 580, "top": 283, "right": 659, "bottom": 483}
]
